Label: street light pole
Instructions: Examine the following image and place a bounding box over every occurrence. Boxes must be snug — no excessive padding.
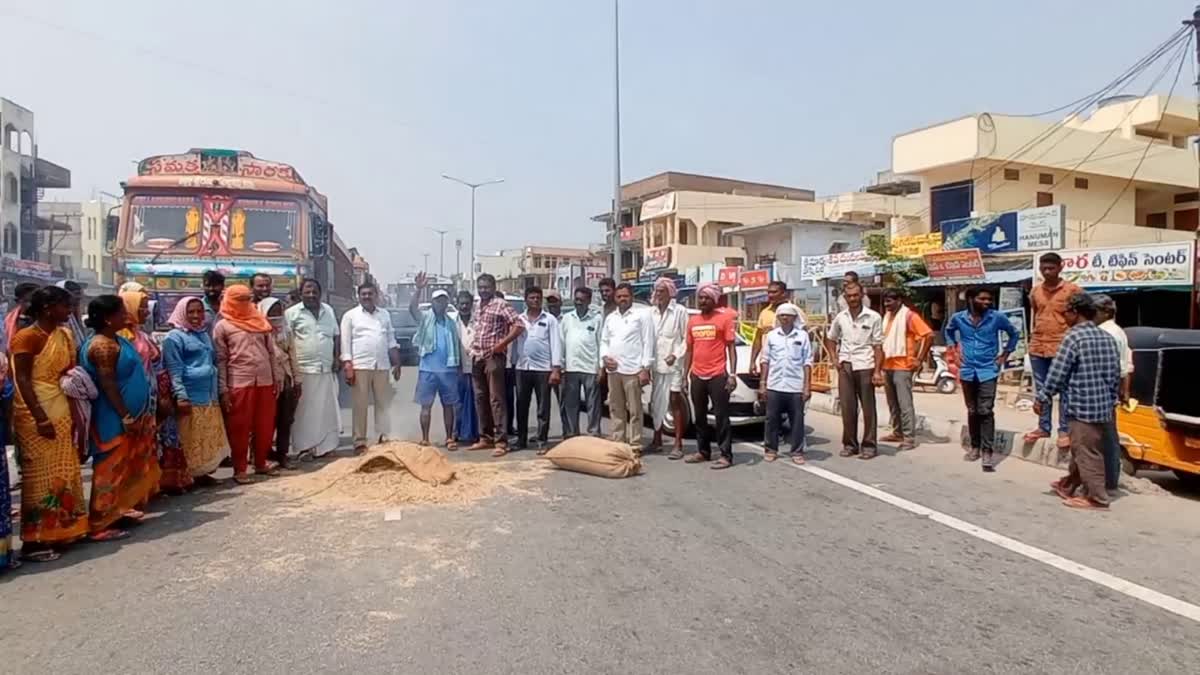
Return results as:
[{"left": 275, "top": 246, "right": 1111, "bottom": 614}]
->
[
  {"left": 428, "top": 227, "right": 450, "bottom": 277},
  {"left": 442, "top": 174, "right": 504, "bottom": 280},
  {"left": 422, "top": 252, "right": 430, "bottom": 274},
  {"left": 611, "top": 0, "right": 623, "bottom": 279}
]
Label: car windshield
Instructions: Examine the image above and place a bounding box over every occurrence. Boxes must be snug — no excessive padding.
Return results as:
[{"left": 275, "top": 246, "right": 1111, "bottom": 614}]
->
[{"left": 389, "top": 308, "right": 417, "bottom": 329}]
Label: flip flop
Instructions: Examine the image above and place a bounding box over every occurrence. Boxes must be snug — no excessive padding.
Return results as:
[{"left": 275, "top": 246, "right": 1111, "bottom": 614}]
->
[
  {"left": 491, "top": 446, "right": 509, "bottom": 458},
  {"left": 445, "top": 440, "right": 459, "bottom": 451},
  {"left": 791, "top": 454, "right": 806, "bottom": 465},
  {"left": 21, "top": 549, "right": 60, "bottom": 563},
  {"left": 89, "top": 529, "right": 130, "bottom": 543},
  {"left": 683, "top": 453, "right": 708, "bottom": 464},
  {"left": 710, "top": 458, "right": 732, "bottom": 470},
  {"left": 1062, "top": 496, "right": 1107, "bottom": 510},
  {"left": 667, "top": 448, "right": 685, "bottom": 460},
  {"left": 233, "top": 474, "right": 254, "bottom": 485},
  {"left": 467, "top": 441, "right": 494, "bottom": 452},
  {"left": 764, "top": 452, "right": 779, "bottom": 463}
]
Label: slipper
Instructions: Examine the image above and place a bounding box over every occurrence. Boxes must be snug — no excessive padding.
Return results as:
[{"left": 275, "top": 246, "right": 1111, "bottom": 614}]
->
[
  {"left": 256, "top": 466, "right": 280, "bottom": 477},
  {"left": 89, "top": 529, "right": 130, "bottom": 542},
  {"left": 791, "top": 453, "right": 806, "bottom": 465},
  {"left": 764, "top": 452, "right": 778, "bottom": 463},
  {"left": 838, "top": 448, "right": 859, "bottom": 458},
  {"left": 859, "top": 451, "right": 877, "bottom": 461},
  {"left": 122, "top": 509, "right": 145, "bottom": 522},
  {"left": 418, "top": 439, "right": 432, "bottom": 447},
  {"left": 467, "top": 441, "right": 494, "bottom": 452},
  {"left": 21, "top": 549, "right": 60, "bottom": 563},
  {"left": 667, "top": 448, "right": 685, "bottom": 460},
  {"left": 710, "top": 458, "right": 732, "bottom": 470},
  {"left": 491, "top": 446, "right": 509, "bottom": 458},
  {"left": 445, "top": 440, "right": 459, "bottom": 451},
  {"left": 1049, "top": 480, "right": 1074, "bottom": 500},
  {"left": 297, "top": 450, "right": 315, "bottom": 463},
  {"left": 683, "top": 453, "right": 709, "bottom": 464},
  {"left": 1062, "top": 496, "right": 1107, "bottom": 510},
  {"left": 536, "top": 447, "right": 551, "bottom": 456},
  {"left": 233, "top": 474, "right": 254, "bottom": 485}
]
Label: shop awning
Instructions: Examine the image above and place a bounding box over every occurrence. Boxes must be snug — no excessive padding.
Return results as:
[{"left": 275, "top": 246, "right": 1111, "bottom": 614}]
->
[{"left": 905, "top": 268, "right": 1032, "bottom": 288}]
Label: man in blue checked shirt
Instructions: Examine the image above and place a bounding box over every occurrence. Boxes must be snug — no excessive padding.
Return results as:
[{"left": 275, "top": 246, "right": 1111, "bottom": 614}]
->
[
  {"left": 944, "top": 287, "right": 1019, "bottom": 472},
  {"left": 1039, "top": 292, "right": 1120, "bottom": 510}
]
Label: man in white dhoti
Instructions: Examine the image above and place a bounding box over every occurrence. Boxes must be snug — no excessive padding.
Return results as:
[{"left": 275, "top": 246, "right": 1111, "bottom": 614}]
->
[
  {"left": 648, "top": 277, "right": 688, "bottom": 459},
  {"left": 285, "top": 278, "right": 343, "bottom": 460}
]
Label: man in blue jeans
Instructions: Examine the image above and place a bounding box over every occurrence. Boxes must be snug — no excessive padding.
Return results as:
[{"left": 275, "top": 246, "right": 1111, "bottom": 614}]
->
[
  {"left": 1026, "top": 252, "right": 1082, "bottom": 450},
  {"left": 410, "top": 274, "right": 461, "bottom": 448}
]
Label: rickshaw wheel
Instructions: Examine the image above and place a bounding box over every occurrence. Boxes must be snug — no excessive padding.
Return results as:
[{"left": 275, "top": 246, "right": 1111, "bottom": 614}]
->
[
  {"left": 1173, "top": 469, "right": 1200, "bottom": 490},
  {"left": 1119, "top": 449, "right": 1137, "bottom": 477}
]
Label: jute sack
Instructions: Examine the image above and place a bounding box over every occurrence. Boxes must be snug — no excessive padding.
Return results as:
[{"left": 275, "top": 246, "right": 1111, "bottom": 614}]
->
[
  {"left": 543, "top": 437, "right": 643, "bottom": 478},
  {"left": 355, "top": 442, "right": 457, "bottom": 486}
]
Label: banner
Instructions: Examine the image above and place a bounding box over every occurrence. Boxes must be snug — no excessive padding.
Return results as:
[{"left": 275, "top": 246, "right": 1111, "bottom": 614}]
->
[
  {"left": 799, "top": 250, "right": 873, "bottom": 281},
  {"left": 1046, "top": 242, "right": 1194, "bottom": 287},
  {"left": 890, "top": 232, "right": 942, "bottom": 258},
  {"left": 941, "top": 204, "right": 1064, "bottom": 253},
  {"left": 923, "top": 249, "right": 985, "bottom": 280}
]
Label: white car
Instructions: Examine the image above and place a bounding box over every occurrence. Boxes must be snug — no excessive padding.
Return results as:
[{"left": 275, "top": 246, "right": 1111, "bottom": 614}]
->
[{"left": 637, "top": 307, "right": 764, "bottom": 434}]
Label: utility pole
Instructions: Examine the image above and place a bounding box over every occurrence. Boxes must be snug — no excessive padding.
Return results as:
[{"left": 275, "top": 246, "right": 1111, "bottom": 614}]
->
[
  {"left": 610, "top": 0, "right": 623, "bottom": 279},
  {"left": 429, "top": 227, "right": 450, "bottom": 277},
  {"left": 455, "top": 238, "right": 463, "bottom": 279},
  {"left": 442, "top": 175, "right": 504, "bottom": 282},
  {"left": 1187, "top": 5, "right": 1200, "bottom": 328}
]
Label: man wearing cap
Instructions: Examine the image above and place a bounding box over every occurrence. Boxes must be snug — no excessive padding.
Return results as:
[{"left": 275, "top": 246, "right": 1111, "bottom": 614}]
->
[
  {"left": 758, "top": 303, "right": 813, "bottom": 464},
  {"left": 1039, "top": 292, "right": 1121, "bottom": 510},
  {"left": 410, "top": 273, "right": 461, "bottom": 448},
  {"left": 648, "top": 276, "right": 690, "bottom": 458}
]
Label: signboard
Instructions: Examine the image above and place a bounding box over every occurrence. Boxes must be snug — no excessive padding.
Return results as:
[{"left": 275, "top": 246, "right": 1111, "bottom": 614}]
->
[
  {"left": 799, "top": 250, "right": 874, "bottom": 281},
  {"left": 923, "top": 248, "right": 985, "bottom": 280},
  {"left": 639, "top": 193, "right": 677, "bottom": 221},
  {"left": 718, "top": 266, "right": 742, "bottom": 288},
  {"left": 643, "top": 247, "right": 671, "bottom": 271},
  {"left": 740, "top": 269, "right": 770, "bottom": 290},
  {"left": 890, "top": 232, "right": 943, "bottom": 258},
  {"left": 1, "top": 256, "right": 57, "bottom": 281},
  {"left": 620, "top": 269, "right": 638, "bottom": 281},
  {"left": 999, "top": 286, "right": 1023, "bottom": 310},
  {"left": 999, "top": 308, "right": 1028, "bottom": 371},
  {"left": 743, "top": 291, "right": 768, "bottom": 304},
  {"left": 619, "top": 226, "right": 643, "bottom": 242},
  {"left": 1046, "top": 242, "right": 1194, "bottom": 288},
  {"left": 941, "top": 204, "right": 1064, "bottom": 253}
]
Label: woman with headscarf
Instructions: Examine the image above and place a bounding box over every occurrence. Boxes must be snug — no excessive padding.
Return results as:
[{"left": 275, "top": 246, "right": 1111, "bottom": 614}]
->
[
  {"left": 117, "top": 288, "right": 180, "bottom": 495},
  {"left": 11, "top": 286, "right": 90, "bottom": 561},
  {"left": 81, "top": 294, "right": 160, "bottom": 540},
  {"left": 259, "top": 297, "right": 299, "bottom": 468},
  {"left": 163, "top": 296, "right": 227, "bottom": 485},
  {"left": 213, "top": 284, "right": 281, "bottom": 484}
]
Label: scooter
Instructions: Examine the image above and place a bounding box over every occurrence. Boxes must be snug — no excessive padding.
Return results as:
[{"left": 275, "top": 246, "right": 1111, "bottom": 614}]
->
[{"left": 914, "top": 345, "right": 957, "bottom": 394}]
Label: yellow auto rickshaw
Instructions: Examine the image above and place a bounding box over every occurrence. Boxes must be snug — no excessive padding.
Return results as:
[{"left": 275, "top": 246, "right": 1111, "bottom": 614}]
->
[{"left": 1117, "top": 327, "right": 1200, "bottom": 488}]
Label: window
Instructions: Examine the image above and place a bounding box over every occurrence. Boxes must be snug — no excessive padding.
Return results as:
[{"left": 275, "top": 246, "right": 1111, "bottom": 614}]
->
[
  {"left": 4, "top": 172, "right": 16, "bottom": 203},
  {"left": 1146, "top": 212, "right": 1168, "bottom": 228},
  {"left": 532, "top": 255, "right": 542, "bottom": 270},
  {"left": 1175, "top": 208, "right": 1199, "bottom": 232},
  {"left": 929, "top": 179, "right": 974, "bottom": 233},
  {"left": 1036, "top": 192, "right": 1053, "bottom": 207},
  {"left": 1074, "top": 177, "right": 1088, "bottom": 190},
  {"left": 1174, "top": 192, "right": 1199, "bottom": 204},
  {"left": 1038, "top": 173, "right": 1053, "bottom": 185},
  {"left": 1003, "top": 168, "right": 1020, "bottom": 181},
  {"left": 3, "top": 222, "right": 17, "bottom": 253}
]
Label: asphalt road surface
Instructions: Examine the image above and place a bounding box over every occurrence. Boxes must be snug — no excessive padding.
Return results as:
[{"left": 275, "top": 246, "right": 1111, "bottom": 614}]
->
[{"left": 3, "top": 369, "right": 1200, "bottom": 674}]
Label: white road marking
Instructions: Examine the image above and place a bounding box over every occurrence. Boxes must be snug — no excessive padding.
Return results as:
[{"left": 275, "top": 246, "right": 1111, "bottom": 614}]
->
[{"left": 789, "top": 462, "right": 1200, "bottom": 625}]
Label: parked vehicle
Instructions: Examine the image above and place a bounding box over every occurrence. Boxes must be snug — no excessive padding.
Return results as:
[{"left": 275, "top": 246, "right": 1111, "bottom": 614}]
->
[
  {"left": 1116, "top": 327, "right": 1200, "bottom": 488},
  {"left": 389, "top": 308, "right": 419, "bottom": 365},
  {"left": 914, "top": 345, "right": 958, "bottom": 394}
]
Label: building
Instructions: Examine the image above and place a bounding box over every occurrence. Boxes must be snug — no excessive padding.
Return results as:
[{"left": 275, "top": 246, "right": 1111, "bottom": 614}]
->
[
  {"left": 79, "top": 198, "right": 115, "bottom": 288},
  {"left": 514, "top": 245, "right": 604, "bottom": 291},
  {"left": 891, "top": 94, "right": 1200, "bottom": 246},
  {"left": 348, "top": 246, "right": 373, "bottom": 289},
  {"left": 474, "top": 248, "right": 523, "bottom": 292},
  {"left": 35, "top": 201, "right": 83, "bottom": 280},
  {"left": 1, "top": 98, "right": 72, "bottom": 261}
]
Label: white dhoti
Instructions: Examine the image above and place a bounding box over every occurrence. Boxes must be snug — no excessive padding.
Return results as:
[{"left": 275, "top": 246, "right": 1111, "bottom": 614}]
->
[
  {"left": 292, "top": 372, "right": 342, "bottom": 457},
  {"left": 650, "top": 369, "right": 682, "bottom": 429}
]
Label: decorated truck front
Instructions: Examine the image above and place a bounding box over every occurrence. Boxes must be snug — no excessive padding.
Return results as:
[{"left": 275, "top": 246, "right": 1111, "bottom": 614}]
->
[{"left": 111, "top": 148, "right": 332, "bottom": 323}]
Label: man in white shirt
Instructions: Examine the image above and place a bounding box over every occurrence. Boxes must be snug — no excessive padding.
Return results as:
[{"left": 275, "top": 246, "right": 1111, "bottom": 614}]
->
[
  {"left": 1095, "top": 294, "right": 1132, "bottom": 491},
  {"left": 648, "top": 277, "right": 689, "bottom": 458},
  {"left": 285, "top": 278, "right": 342, "bottom": 460},
  {"left": 340, "top": 282, "right": 401, "bottom": 452},
  {"left": 759, "top": 303, "right": 813, "bottom": 464},
  {"left": 559, "top": 286, "right": 603, "bottom": 438},
  {"left": 825, "top": 282, "right": 884, "bottom": 459},
  {"left": 600, "top": 282, "right": 655, "bottom": 450},
  {"left": 511, "top": 286, "right": 563, "bottom": 452}
]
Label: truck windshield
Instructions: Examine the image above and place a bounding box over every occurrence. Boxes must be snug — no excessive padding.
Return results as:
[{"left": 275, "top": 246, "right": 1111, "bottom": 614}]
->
[{"left": 127, "top": 194, "right": 299, "bottom": 254}]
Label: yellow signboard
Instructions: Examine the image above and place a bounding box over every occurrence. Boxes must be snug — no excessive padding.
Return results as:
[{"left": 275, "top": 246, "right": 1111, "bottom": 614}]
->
[{"left": 890, "top": 232, "right": 943, "bottom": 258}]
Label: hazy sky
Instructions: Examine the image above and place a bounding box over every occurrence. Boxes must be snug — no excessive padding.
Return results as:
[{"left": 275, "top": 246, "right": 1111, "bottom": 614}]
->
[{"left": 1, "top": 1, "right": 1189, "bottom": 281}]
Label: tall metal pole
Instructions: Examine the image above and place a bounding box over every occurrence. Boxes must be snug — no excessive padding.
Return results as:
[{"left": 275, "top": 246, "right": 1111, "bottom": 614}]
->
[
  {"left": 423, "top": 252, "right": 430, "bottom": 274},
  {"left": 429, "top": 227, "right": 450, "bottom": 277},
  {"left": 610, "top": 0, "right": 623, "bottom": 278},
  {"left": 1188, "top": 5, "right": 1200, "bottom": 328},
  {"left": 470, "top": 187, "right": 477, "bottom": 279}
]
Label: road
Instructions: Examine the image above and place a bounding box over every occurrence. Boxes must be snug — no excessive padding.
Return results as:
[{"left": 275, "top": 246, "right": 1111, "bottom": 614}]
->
[{"left": 3, "top": 369, "right": 1200, "bottom": 674}]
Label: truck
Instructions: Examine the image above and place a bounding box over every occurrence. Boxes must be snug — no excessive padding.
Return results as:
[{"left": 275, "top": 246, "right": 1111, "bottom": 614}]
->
[{"left": 107, "top": 148, "right": 355, "bottom": 322}]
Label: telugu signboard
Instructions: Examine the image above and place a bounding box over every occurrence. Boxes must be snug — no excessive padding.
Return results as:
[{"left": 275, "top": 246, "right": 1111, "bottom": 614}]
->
[
  {"left": 643, "top": 247, "right": 671, "bottom": 271},
  {"left": 941, "top": 204, "right": 1064, "bottom": 254},
  {"left": 890, "top": 232, "right": 943, "bottom": 258},
  {"left": 1041, "top": 242, "right": 1195, "bottom": 288},
  {"left": 739, "top": 269, "right": 770, "bottom": 290},
  {"left": 799, "top": 250, "right": 874, "bottom": 281},
  {"left": 924, "top": 248, "right": 986, "bottom": 281},
  {"left": 718, "top": 266, "right": 742, "bottom": 288}
]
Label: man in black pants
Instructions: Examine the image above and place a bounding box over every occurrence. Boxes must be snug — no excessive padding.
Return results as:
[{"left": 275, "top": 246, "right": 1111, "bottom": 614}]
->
[
  {"left": 511, "top": 287, "right": 562, "bottom": 452},
  {"left": 943, "top": 287, "right": 1019, "bottom": 471},
  {"left": 682, "top": 283, "right": 738, "bottom": 470}
]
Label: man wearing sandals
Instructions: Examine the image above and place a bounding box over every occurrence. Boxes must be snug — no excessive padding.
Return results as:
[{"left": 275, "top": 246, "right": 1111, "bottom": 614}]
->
[
  {"left": 682, "top": 283, "right": 738, "bottom": 470},
  {"left": 758, "top": 303, "right": 813, "bottom": 464},
  {"left": 468, "top": 274, "right": 524, "bottom": 458},
  {"left": 340, "top": 282, "right": 402, "bottom": 453},
  {"left": 601, "top": 283, "right": 655, "bottom": 452},
  {"left": 1039, "top": 292, "right": 1121, "bottom": 510},
  {"left": 511, "top": 287, "right": 563, "bottom": 453},
  {"left": 826, "top": 282, "right": 884, "bottom": 460},
  {"left": 409, "top": 273, "right": 461, "bottom": 449}
]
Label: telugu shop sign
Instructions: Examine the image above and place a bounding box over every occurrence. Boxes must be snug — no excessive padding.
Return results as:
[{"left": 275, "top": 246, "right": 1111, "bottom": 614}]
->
[
  {"left": 799, "top": 250, "right": 874, "bottom": 280},
  {"left": 923, "top": 248, "right": 986, "bottom": 280},
  {"left": 739, "top": 269, "right": 771, "bottom": 290},
  {"left": 941, "top": 204, "right": 1064, "bottom": 253},
  {"left": 1042, "top": 242, "right": 1195, "bottom": 288},
  {"left": 889, "top": 232, "right": 943, "bottom": 257}
]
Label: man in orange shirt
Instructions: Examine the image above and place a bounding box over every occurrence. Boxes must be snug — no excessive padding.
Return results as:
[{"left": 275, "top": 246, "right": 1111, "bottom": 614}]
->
[
  {"left": 1026, "top": 252, "right": 1082, "bottom": 449},
  {"left": 682, "top": 283, "right": 738, "bottom": 470},
  {"left": 880, "top": 289, "right": 933, "bottom": 450}
]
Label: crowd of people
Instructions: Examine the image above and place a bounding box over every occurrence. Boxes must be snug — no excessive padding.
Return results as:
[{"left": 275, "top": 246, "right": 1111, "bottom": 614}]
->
[{"left": 0, "top": 253, "right": 1137, "bottom": 569}]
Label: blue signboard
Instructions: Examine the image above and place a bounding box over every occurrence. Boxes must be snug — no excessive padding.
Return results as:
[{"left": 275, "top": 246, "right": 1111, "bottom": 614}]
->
[{"left": 941, "top": 205, "right": 1064, "bottom": 253}]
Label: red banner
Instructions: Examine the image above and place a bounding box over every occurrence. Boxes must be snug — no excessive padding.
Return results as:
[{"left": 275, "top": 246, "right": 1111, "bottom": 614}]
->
[
  {"left": 718, "top": 266, "right": 742, "bottom": 287},
  {"left": 740, "top": 269, "right": 770, "bottom": 290},
  {"left": 924, "top": 248, "right": 985, "bottom": 280}
]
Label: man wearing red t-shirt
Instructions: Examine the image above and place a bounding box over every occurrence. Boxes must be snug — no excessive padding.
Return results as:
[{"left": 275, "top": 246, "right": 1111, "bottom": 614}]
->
[{"left": 682, "top": 283, "right": 738, "bottom": 470}]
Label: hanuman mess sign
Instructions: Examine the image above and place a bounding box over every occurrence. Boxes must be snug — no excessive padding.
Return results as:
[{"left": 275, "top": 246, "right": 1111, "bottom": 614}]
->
[{"left": 1045, "top": 242, "right": 1195, "bottom": 288}]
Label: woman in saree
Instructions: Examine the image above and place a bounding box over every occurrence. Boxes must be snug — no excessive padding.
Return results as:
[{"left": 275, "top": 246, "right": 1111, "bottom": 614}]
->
[
  {"left": 1, "top": 348, "right": 19, "bottom": 571},
  {"left": 81, "top": 295, "right": 160, "bottom": 539},
  {"left": 213, "top": 284, "right": 281, "bottom": 484},
  {"left": 11, "top": 286, "right": 90, "bottom": 561},
  {"left": 162, "top": 297, "right": 226, "bottom": 485}
]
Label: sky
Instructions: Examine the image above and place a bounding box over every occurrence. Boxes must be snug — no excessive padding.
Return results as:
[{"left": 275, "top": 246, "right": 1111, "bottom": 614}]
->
[{"left": 0, "top": 0, "right": 1191, "bottom": 282}]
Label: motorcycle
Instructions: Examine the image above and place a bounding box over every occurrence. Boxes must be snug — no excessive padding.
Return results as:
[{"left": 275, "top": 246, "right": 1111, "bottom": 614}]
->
[{"left": 914, "top": 345, "right": 958, "bottom": 394}]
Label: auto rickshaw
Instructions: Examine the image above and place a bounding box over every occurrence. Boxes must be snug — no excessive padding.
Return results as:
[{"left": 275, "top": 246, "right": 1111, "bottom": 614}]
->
[{"left": 1117, "top": 327, "right": 1200, "bottom": 488}]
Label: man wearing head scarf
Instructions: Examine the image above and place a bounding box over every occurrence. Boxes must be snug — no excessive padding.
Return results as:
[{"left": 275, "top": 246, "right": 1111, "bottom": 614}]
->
[
  {"left": 682, "top": 282, "right": 738, "bottom": 470},
  {"left": 649, "top": 276, "right": 689, "bottom": 458},
  {"left": 213, "top": 284, "right": 282, "bottom": 483},
  {"left": 1040, "top": 292, "right": 1120, "bottom": 509}
]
